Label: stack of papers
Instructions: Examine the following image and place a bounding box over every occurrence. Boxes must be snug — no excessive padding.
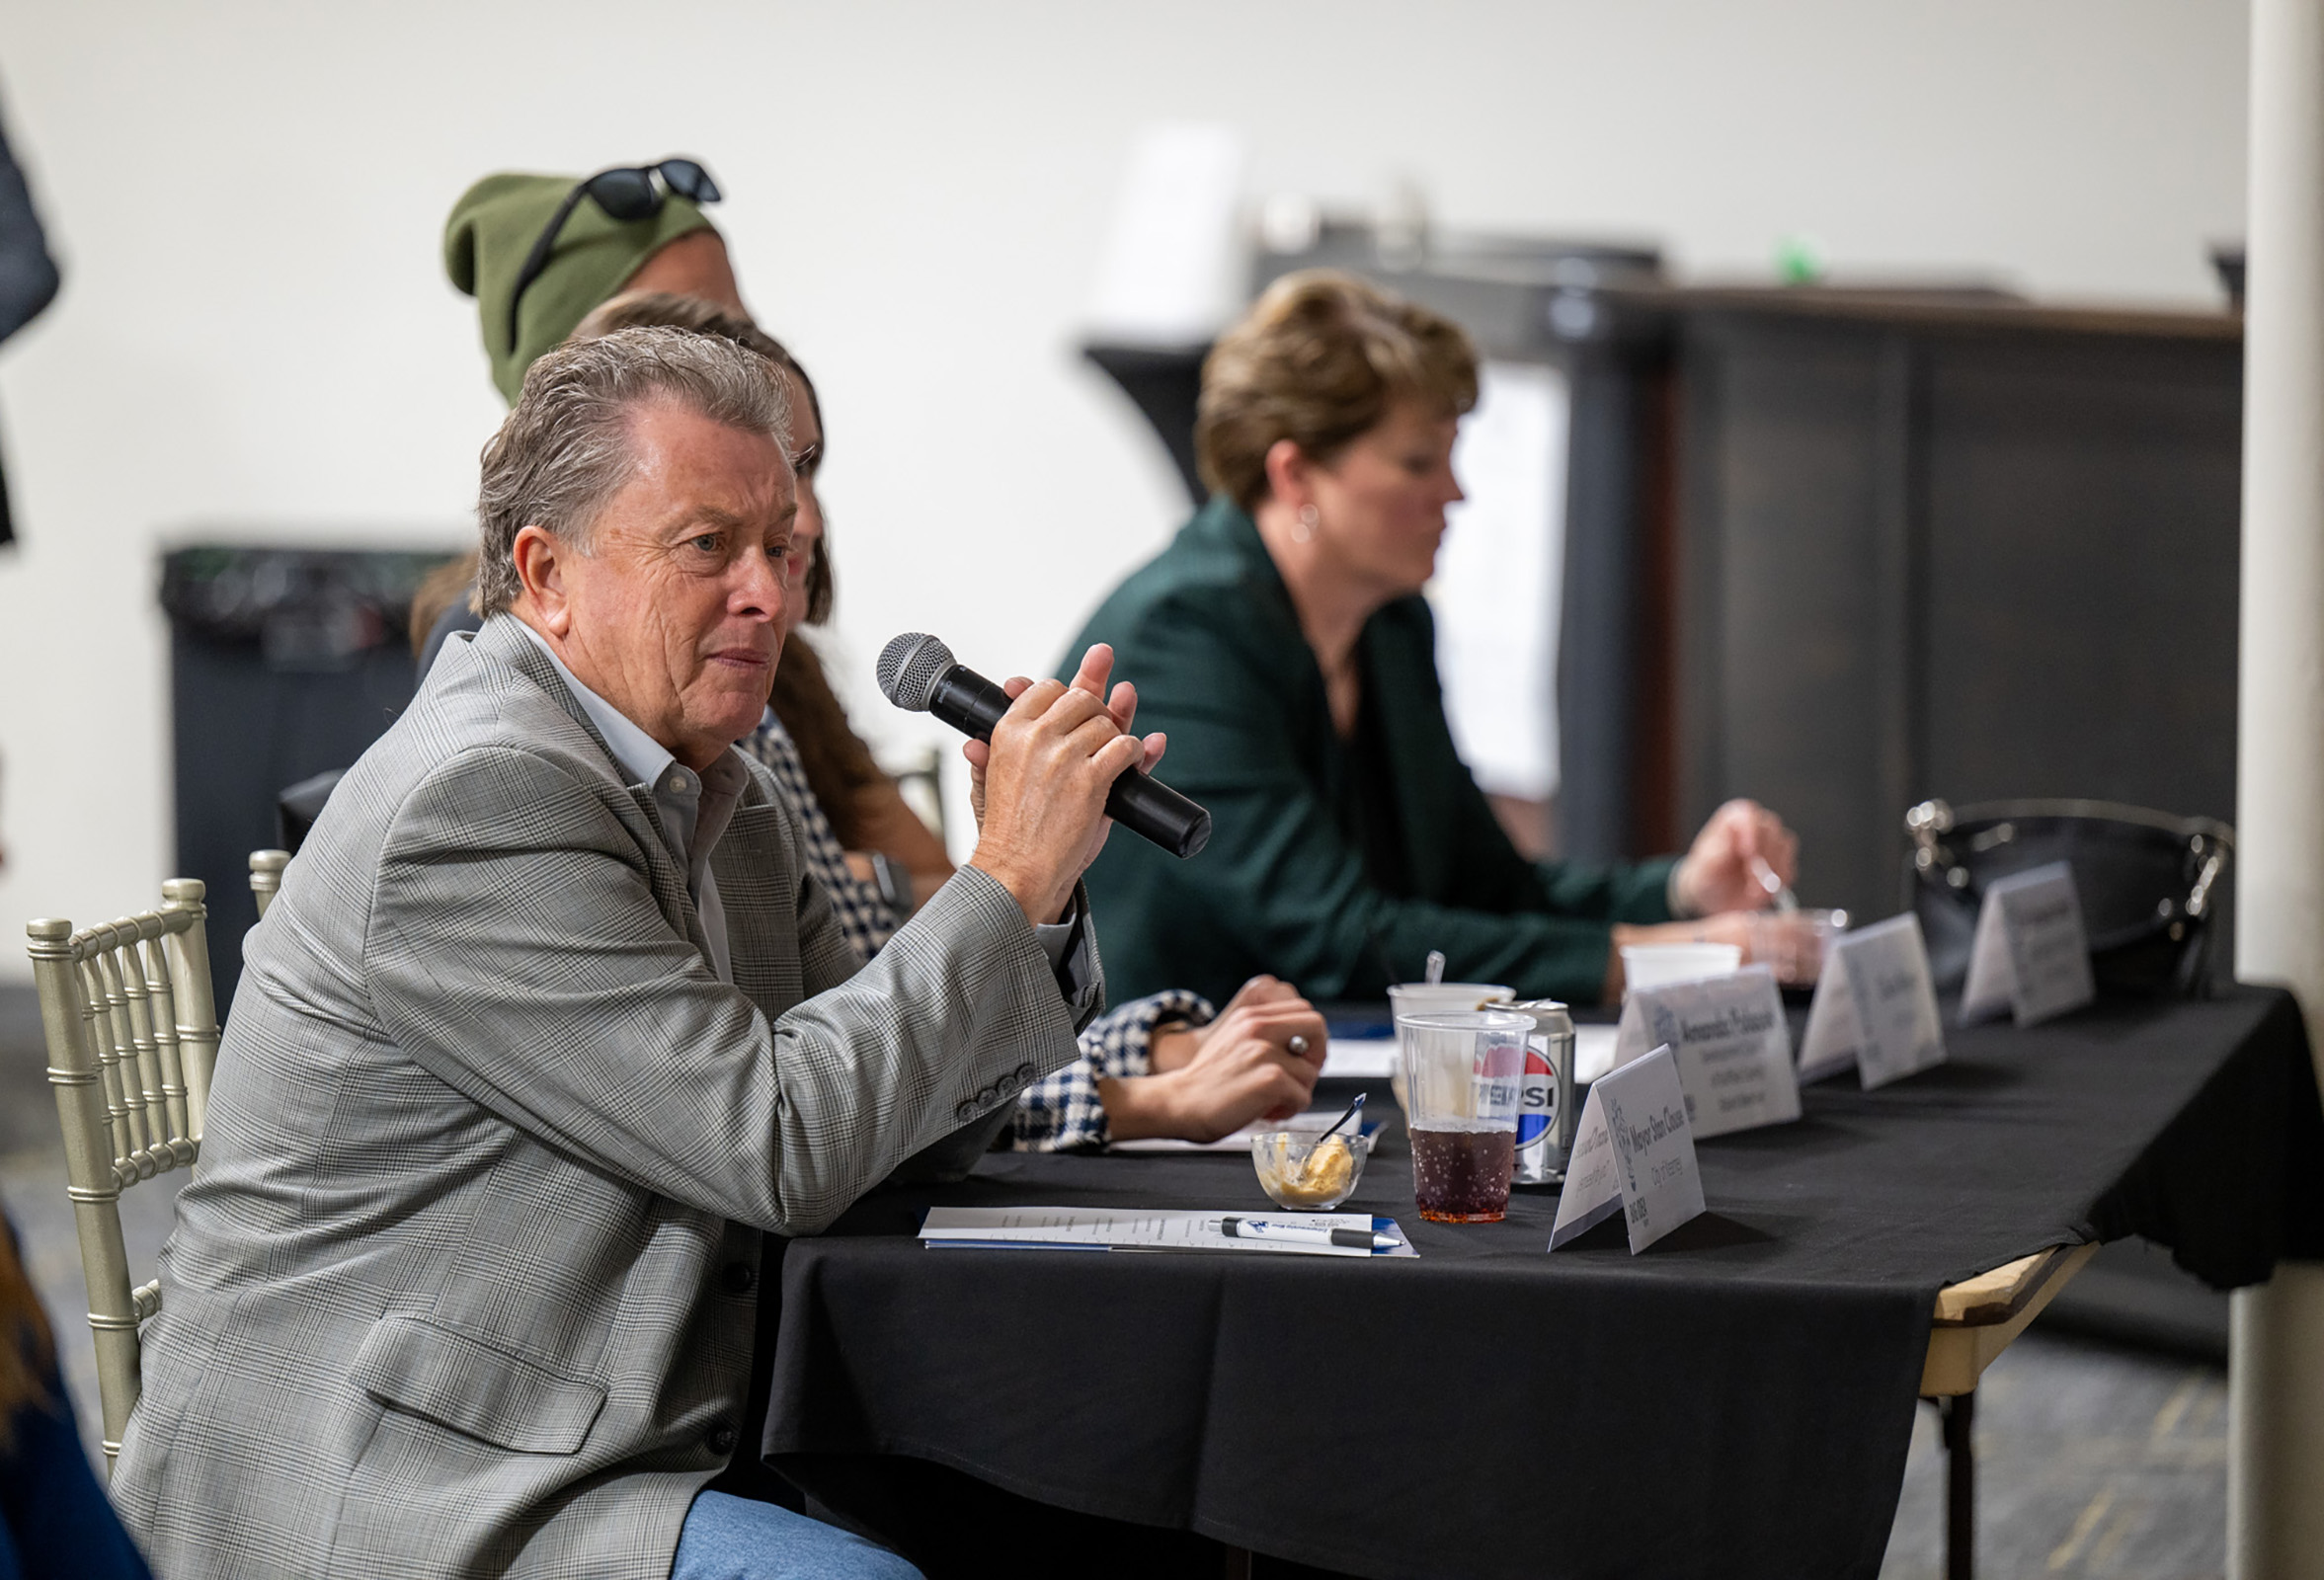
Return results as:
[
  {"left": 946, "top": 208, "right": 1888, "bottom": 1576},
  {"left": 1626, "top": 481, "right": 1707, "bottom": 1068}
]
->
[{"left": 920, "top": 1207, "right": 1416, "bottom": 1258}]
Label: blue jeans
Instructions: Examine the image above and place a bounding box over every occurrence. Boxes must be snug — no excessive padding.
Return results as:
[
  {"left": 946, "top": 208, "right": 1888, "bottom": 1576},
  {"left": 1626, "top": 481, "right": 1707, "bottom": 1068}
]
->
[{"left": 671, "top": 1491, "right": 924, "bottom": 1580}]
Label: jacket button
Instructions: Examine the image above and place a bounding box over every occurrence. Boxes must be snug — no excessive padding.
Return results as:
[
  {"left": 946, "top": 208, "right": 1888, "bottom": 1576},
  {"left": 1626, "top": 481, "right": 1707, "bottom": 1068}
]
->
[
  {"left": 707, "top": 1422, "right": 738, "bottom": 1456},
  {"left": 1012, "top": 1063, "right": 1038, "bottom": 1087},
  {"left": 954, "top": 1099, "right": 979, "bottom": 1123},
  {"left": 721, "top": 1261, "right": 756, "bottom": 1295}
]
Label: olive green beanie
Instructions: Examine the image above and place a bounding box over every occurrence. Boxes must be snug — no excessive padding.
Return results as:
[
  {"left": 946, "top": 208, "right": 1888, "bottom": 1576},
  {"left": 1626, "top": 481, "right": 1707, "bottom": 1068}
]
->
[{"left": 443, "top": 171, "right": 717, "bottom": 404}]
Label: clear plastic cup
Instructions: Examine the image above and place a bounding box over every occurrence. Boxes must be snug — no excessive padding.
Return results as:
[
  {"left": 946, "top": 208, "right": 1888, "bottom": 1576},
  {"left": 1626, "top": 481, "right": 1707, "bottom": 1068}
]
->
[
  {"left": 1397, "top": 1009, "right": 1530, "bottom": 1224},
  {"left": 1619, "top": 942, "right": 1741, "bottom": 995},
  {"left": 1746, "top": 908, "right": 1851, "bottom": 985},
  {"left": 1387, "top": 983, "right": 1512, "bottom": 1111}
]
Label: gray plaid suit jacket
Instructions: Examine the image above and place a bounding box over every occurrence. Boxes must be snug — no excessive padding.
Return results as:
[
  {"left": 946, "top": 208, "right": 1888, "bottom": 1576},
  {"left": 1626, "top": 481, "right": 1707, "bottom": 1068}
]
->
[{"left": 112, "top": 615, "right": 1097, "bottom": 1579}]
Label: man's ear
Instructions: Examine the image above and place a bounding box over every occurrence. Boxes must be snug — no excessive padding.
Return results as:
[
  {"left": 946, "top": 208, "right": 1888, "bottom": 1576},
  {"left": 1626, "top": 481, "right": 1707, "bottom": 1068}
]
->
[{"left": 511, "top": 525, "right": 574, "bottom": 637}]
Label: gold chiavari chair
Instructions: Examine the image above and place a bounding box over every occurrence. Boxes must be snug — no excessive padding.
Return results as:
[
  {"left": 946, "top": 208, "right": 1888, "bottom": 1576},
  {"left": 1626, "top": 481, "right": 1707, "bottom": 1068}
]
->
[
  {"left": 23, "top": 880, "right": 220, "bottom": 1476},
  {"left": 248, "top": 848, "right": 289, "bottom": 918}
]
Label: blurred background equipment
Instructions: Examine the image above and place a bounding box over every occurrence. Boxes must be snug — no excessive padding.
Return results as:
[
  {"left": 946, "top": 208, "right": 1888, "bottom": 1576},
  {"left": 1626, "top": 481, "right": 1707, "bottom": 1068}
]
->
[
  {"left": 0, "top": 90, "right": 56, "bottom": 551},
  {"left": 0, "top": 96, "right": 55, "bottom": 555},
  {"left": 159, "top": 546, "right": 452, "bottom": 1010}
]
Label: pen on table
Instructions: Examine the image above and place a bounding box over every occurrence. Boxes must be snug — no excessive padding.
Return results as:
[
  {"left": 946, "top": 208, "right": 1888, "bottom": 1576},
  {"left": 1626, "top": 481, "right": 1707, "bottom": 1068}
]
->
[
  {"left": 1750, "top": 853, "right": 1799, "bottom": 912},
  {"left": 1217, "top": 1217, "right": 1397, "bottom": 1252}
]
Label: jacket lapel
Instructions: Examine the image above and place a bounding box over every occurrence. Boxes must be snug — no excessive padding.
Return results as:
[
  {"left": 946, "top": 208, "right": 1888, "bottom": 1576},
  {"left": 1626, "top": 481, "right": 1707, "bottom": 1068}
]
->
[
  {"left": 1204, "top": 504, "right": 1454, "bottom": 899},
  {"left": 1365, "top": 606, "right": 1458, "bottom": 902},
  {"left": 1203, "top": 502, "right": 1335, "bottom": 769},
  {"left": 712, "top": 798, "right": 799, "bottom": 1020},
  {"left": 474, "top": 616, "right": 713, "bottom": 956}
]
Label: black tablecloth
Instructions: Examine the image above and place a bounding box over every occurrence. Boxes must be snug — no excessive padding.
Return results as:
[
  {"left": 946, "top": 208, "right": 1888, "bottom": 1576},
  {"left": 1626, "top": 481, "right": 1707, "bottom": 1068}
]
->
[{"left": 758, "top": 989, "right": 2322, "bottom": 1580}]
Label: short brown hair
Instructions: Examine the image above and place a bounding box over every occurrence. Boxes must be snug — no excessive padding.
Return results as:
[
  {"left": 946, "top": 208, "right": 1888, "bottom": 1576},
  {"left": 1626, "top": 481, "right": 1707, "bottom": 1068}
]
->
[
  {"left": 572, "top": 292, "right": 835, "bottom": 624},
  {"left": 1195, "top": 270, "right": 1480, "bottom": 512},
  {"left": 473, "top": 325, "right": 792, "bottom": 615}
]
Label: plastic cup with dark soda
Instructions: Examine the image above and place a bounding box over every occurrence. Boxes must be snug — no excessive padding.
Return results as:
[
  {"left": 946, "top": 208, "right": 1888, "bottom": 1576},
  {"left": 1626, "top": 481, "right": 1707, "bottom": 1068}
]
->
[{"left": 1396, "top": 1008, "right": 1530, "bottom": 1224}]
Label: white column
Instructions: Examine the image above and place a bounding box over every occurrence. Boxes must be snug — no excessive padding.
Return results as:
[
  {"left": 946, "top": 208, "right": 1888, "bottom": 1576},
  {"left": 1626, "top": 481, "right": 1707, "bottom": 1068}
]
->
[{"left": 2233, "top": 2, "right": 2324, "bottom": 1573}]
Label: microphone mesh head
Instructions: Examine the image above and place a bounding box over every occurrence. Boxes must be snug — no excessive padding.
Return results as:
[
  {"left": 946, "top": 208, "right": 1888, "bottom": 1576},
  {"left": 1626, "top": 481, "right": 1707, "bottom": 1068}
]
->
[{"left": 877, "top": 632, "right": 956, "bottom": 712}]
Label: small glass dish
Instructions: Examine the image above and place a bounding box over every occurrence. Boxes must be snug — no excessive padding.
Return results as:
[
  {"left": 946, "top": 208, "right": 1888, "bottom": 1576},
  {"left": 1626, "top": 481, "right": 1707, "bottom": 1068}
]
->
[{"left": 1250, "top": 1127, "right": 1372, "bottom": 1211}]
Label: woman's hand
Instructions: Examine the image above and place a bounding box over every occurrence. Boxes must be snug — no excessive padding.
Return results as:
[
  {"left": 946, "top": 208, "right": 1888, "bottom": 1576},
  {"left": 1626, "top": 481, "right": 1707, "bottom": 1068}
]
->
[
  {"left": 1671, "top": 799, "right": 1800, "bottom": 917},
  {"left": 1605, "top": 910, "right": 1830, "bottom": 998},
  {"left": 1148, "top": 976, "right": 1305, "bottom": 1072},
  {"left": 1103, "top": 979, "right": 1327, "bottom": 1143}
]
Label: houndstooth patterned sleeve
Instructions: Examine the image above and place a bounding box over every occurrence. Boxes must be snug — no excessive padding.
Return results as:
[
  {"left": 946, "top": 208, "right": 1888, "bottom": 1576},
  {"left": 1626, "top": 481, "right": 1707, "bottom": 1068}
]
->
[
  {"left": 740, "top": 712, "right": 896, "bottom": 964},
  {"left": 1010, "top": 988, "right": 1214, "bottom": 1152}
]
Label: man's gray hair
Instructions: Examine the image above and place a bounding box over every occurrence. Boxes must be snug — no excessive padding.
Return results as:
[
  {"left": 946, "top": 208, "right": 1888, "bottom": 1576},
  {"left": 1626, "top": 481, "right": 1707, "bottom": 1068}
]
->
[{"left": 474, "top": 325, "right": 794, "bottom": 614}]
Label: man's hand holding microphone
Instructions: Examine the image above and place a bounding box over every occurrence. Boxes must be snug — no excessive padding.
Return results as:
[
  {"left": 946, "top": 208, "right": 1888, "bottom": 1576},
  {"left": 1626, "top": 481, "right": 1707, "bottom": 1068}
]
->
[
  {"left": 880, "top": 633, "right": 1215, "bottom": 927},
  {"left": 956, "top": 643, "right": 1163, "bottom": 927}
]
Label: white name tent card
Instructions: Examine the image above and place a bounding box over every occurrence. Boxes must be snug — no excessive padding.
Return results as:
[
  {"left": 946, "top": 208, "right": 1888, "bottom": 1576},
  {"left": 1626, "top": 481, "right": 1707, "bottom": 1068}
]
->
[
  {"left": 1549, "top": 1045, "right": 1707, "bottom": 1254},
  {"left": 1797, "top": 913, "right": 1948, "bottom": 1090},
  {"left": 1610, "top": 966, "right": 1801, "bottom": 1139},
  {"left": 1959, "top": 861, "right": 2097, "bottom": 1028}
]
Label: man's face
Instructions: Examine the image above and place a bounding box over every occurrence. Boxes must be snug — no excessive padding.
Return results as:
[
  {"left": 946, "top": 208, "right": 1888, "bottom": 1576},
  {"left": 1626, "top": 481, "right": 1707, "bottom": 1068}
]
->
[{"left": 532, "top": 399, "right": 796, "bottom": 767}]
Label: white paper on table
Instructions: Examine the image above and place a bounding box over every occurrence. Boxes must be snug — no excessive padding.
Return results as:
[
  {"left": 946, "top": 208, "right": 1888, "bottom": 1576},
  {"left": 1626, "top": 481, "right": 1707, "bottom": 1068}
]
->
[
  {"left": 1324, "top": 1027, "right": 1617, "bottom": 1083},
  {"left": 1609, "top": 966, "right": 1800, "bottom": 1138},
  {"left": 919, "top": 1206, "right": 1413, "bottom": 1258},
  {"left": 1574, "top": 1023, "right": 1621, "bottom": 1083},
  {"left": 1321, "top": 1037, "right": 1397, "bottom": 1079},
  {"left": 1549, "top": 1045, "right": 1705, "bottom": 1254},
  {"left": 1107, "top": 1107, "right": 1375, "bottom": 1155},
  {"left": 1798, "top": 913, "right": 1947, "bottom": 1090},
  {"left": 1959, "top": 861, "right": 2096, "bottom": 1028}
]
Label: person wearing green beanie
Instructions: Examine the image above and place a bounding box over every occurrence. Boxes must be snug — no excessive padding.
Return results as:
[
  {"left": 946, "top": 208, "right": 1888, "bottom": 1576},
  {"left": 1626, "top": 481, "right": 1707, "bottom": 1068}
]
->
[
  {"left": 443, "top": 163, "right": 745, "bottom": 403},
  {"left": 415, "top": 160, "right": 751, "bottom": 667}
]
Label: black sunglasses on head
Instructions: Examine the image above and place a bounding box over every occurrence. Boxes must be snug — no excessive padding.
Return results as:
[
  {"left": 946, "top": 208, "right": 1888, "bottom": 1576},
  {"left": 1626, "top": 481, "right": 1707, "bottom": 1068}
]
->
[{"left": 506, "top": 157, "right": 724, "bottom": 353}]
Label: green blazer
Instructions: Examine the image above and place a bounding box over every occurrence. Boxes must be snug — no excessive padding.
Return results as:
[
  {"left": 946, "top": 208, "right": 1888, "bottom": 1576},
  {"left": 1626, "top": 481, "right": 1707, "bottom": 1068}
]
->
[{"left": 1069, "top": 498, "right": 1676, "bottom": 1008}]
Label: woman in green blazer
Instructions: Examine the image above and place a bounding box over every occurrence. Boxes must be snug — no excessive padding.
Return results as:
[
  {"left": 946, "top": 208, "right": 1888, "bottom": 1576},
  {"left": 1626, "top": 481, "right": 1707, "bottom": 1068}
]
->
[{"left": 1071, "top": 271, "right": 1805, "bottom": 1008}]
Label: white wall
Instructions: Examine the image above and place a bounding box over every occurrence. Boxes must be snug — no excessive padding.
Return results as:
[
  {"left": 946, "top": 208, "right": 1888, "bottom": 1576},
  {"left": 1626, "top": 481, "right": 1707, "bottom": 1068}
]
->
[{"left": 0, "top": 0, "right": 2248, "bottom": 976}]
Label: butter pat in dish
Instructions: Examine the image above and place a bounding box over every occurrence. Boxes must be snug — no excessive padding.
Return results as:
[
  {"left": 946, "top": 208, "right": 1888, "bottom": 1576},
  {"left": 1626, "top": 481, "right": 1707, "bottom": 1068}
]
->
[{"left": 1251, "top": 1130, "right": 1371, "bottom": 1211}]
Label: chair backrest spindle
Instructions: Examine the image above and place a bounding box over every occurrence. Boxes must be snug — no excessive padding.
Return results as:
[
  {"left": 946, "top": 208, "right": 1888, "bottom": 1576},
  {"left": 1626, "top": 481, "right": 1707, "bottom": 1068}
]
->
[
  {"left": 112, "top": 925, "right": 176, "bottom": 1170},
  {"left": 162, "top": 879, "right": 219, "bottom": 1142},
  {"left": 25, "top": 883, "right": 217, "bottom": 1476},
  {"left": 79, "top": 950, "right": 149, "bottom": 1174},
  {"left": 248, "top": 849, "right": 288, "bottom": 921},
  {"left": 138, "top": 935, "right": 196, "bottom": 1165}
]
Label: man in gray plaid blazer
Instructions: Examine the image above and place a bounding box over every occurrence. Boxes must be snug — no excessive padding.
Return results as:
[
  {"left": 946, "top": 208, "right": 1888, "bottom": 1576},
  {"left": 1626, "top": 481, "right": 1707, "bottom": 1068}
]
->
[{"left": 113, "top": 328, "right": 1155, "bottom": 1579}]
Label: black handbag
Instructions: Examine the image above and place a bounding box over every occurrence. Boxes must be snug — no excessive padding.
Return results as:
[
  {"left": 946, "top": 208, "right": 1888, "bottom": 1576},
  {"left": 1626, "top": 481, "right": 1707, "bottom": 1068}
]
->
[{"left": 1904, "top": 798, "right": 2231, "bottom": 998}]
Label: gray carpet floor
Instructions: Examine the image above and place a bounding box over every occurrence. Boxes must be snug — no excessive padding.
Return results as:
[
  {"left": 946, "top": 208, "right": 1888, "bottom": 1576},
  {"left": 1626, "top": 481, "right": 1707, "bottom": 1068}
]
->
[{"left": 0, "top": 985, "right": 2229, "bottom": 1576}]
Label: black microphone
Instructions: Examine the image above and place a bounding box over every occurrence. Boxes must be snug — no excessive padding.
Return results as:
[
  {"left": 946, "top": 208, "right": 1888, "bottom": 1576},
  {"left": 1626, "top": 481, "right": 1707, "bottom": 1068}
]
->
[{"left": 877, "top": 632, "right": 1212, "bottom": 860}]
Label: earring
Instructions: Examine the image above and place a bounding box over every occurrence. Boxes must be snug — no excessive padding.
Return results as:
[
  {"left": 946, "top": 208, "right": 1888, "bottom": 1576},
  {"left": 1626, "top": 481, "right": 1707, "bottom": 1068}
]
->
[{"left": 1293, "top": 505, "right": 1319, "bottom": 544}]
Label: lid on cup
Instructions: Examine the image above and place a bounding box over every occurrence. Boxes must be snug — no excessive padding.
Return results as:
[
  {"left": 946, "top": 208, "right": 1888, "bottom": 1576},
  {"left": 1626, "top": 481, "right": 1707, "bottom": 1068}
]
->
[{"left": 1388, "top": 982, "right": 1513, "bottom": 1012}]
